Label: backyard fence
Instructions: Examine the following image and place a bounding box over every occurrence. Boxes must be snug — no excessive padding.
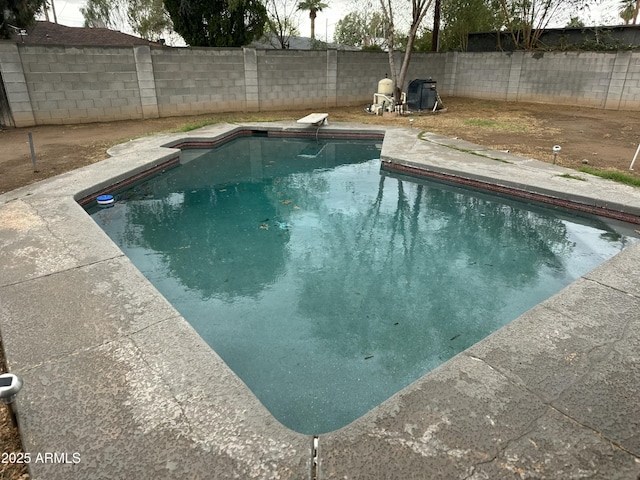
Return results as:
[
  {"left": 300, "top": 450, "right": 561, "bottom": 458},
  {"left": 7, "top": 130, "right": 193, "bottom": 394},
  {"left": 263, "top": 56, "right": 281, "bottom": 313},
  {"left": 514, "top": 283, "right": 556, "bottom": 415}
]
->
[{"left": 0, "top": 41, "right": 639, "bottom": 127}]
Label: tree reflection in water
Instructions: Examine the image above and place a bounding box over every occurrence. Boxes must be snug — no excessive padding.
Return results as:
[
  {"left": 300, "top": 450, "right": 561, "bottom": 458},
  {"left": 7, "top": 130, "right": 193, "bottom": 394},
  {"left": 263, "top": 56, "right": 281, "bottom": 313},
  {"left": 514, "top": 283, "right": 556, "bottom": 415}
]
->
[{"left": 90, "top": 136, "right": 631, "bottom": 434}]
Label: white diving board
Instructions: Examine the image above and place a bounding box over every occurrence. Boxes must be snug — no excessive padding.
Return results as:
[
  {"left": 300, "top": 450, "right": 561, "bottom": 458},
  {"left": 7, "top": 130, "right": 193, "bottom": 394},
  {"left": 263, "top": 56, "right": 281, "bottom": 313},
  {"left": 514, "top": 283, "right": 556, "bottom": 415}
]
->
[{"left": 297, "top": 113, "right": 329, "bottom": 126}]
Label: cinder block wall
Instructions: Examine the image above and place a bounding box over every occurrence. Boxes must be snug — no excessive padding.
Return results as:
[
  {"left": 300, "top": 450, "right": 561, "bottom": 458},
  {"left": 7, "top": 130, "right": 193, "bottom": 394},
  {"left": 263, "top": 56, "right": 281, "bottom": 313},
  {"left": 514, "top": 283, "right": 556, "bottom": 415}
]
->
[
  {"left": 453, "top": 52, "right": 513, "bottom": 100},
  {"left": 336, "top": 51, "right": 394, "bottom": 106},
  {"left": 605, "top": 50, "right": 640, "bottom": 110},
  {"left": 256, "top": 50, "right": 329, "bottom": 110},
  {"left": 405, "top": 53, "right": 448, "bottom": 93},
  {"left": 152, "top": 48, "right": 246, "bottom": 116},
  {"left": 2, "top": 43, "right": 640, "bottom": 127},
  {"left": 18, "top": 45, "right": 142, "bottom": 124},
  {"left": 0, "top": 43, "right": 34, "bottom": 126},
  {"left": 440, "top": 50, "right": 640, "bottom": 110},
  {"left": 516, "top": 52, "right": 616, "bottom": 107},
  {"left": 620, "top": 52, "right": 640, "bottom": 110}
]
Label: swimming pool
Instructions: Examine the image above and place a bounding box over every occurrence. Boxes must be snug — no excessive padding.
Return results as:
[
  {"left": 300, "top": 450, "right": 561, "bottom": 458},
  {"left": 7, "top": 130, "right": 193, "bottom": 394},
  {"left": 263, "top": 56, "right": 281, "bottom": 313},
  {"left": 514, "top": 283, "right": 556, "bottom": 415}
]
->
[
  {"left": 87, "top": 133, "right": 635, "bottom": 434},
  {"left": 4, "top": 121, "right": 640, "bottom": 478}
]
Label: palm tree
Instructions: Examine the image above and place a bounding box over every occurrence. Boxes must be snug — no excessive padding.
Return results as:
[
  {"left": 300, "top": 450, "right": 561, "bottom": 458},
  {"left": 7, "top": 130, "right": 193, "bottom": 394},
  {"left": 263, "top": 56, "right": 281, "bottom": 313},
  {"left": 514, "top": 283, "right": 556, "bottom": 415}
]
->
[
  {"left": 620, "top": 0, "right": 635, "bottom": 23},
  {"left": 297, "top": 0, "right": 328, "bottom": 40}
]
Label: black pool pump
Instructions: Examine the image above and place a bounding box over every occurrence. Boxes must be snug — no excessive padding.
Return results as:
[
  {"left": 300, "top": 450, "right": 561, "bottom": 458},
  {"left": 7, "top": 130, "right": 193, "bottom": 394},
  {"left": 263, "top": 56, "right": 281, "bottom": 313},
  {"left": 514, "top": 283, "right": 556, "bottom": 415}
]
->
[{"left": 406, "top": 79, "right": 444, "bottom": 112}]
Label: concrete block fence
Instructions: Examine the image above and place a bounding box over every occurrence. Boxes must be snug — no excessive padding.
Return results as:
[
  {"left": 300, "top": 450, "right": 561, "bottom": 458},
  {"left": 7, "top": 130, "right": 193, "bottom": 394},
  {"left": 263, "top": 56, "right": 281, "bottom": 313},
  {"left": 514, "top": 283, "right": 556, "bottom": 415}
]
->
[{"left": 0, "top": 41, "right": 639, "bottom": 127}]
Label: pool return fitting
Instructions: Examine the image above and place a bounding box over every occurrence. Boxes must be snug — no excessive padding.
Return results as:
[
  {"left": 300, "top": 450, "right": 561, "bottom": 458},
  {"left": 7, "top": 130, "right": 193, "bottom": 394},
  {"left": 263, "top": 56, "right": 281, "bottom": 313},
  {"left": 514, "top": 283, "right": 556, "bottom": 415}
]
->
[{"left": 0, "top": 373, "right": 23, "bottom": 427}]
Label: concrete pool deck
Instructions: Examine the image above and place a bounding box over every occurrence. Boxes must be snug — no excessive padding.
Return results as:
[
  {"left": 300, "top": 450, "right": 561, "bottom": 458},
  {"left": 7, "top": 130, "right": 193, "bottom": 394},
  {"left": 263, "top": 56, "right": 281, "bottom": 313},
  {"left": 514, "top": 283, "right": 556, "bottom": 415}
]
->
[{"left": 0, "top": 121, "right": 639, "bottom": 479}]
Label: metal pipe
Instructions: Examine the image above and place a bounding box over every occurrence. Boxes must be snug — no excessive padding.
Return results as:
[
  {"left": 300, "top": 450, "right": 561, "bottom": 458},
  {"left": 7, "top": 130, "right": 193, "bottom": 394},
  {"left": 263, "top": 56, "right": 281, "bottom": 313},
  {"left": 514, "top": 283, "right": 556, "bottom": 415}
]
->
[
  {"left": 29, "top": 132, "right": 38, "bottom": 173},
  {"left": 629, "top": 143, "right": 640, "bottom": 171},
  {"left": 28, "top": 132, "right": 37, "bottom": 172}
]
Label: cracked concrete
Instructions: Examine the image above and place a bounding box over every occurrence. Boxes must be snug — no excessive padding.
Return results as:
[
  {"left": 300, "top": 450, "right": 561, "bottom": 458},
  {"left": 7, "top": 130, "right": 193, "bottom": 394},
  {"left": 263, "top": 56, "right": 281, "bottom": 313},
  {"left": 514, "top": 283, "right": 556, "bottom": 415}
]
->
[{"left": 1, "top": 122, "right": 639, "bottom": 479}]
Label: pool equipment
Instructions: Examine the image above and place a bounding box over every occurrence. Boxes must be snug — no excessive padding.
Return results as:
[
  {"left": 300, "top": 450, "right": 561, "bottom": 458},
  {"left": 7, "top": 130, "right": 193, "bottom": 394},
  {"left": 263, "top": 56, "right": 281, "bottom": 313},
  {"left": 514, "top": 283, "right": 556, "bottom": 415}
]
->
[
  {"left": 97, "top": 194, "right": 115, "bottom": 206},
  {"left": 366, "top": 76, "right": 406, "bottom": 115},
  {"left": 406, "top": 79, "right": 443, "bottom": 113}
]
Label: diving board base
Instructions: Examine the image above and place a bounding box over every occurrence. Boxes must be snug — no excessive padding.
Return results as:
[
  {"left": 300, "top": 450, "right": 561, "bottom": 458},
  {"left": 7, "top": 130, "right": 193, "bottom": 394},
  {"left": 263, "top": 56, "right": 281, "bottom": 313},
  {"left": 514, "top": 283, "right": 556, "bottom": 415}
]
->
[{"left": 297, "top": 113, "right": 329, "bottom": 126}]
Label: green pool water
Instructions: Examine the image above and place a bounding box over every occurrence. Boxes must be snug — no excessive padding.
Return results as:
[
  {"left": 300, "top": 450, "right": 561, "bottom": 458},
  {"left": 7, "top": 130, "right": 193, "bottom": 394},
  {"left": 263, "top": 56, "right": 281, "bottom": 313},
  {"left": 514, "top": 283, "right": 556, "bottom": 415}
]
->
[{"left": 88, "top": 135, "right": 634, "bottom": 434}]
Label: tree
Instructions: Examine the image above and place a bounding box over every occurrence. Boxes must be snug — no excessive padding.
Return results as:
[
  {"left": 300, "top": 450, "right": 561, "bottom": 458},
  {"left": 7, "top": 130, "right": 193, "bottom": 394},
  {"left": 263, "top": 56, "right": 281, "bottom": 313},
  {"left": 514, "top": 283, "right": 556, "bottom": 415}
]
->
[
  {"left": 164, "top": 0, "right": 268, "bottom": 47},
  {"left": 413, "top": 26, "right": 433, "bottom": 51},
  {"left": 440, "top": 0, "right": 501, "bottom": 51},
  {"left": 619, "top": 0, "right": 635, "bottom": 24},
  {"left": 310, "top": 37, "right": 328, "bottom": 48},
  {"left": 82, "top": 0, "right": 130, "bottom": 31},
  {"left": 297, "top": 0, "right": 327, "bottom": 39},
  {"left": 380, "top": 0, "right": 433, "bottom": 103},
  {"left": 619, "top": 0, "right": 639, "bottom": 24},
  {"left": 497, "top": 0, "right": 596, "bottom": 50},
  {"left": 1, "top": 0, "right": 47, "bottom": 38},
  {"left": 431, "top": 0, "right": 440, "bottom": 51},
  {"left": 129, "top": 0, "right": 172, "bottom": 40},
  {"left": 81, "top": 0, "right": 172, "bottom": 41},
  {"left": 264, "top": 0, "right": 300, "bottom": 48},
  {"left": 334, "top": 11, "right": 386, "bottom": 47},
  {"left": 565, "top": 15, "right": 584, "bottom": 27},
  {"left": 334, "top": 11, "right": 366, "bottom": 46}
]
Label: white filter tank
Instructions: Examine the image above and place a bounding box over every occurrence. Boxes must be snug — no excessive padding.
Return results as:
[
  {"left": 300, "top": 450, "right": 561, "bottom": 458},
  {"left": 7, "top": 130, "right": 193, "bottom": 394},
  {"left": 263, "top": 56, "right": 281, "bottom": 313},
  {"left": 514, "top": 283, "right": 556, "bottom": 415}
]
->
[{"left": 378, "top": 78, "right": 393, "bottom": 95}]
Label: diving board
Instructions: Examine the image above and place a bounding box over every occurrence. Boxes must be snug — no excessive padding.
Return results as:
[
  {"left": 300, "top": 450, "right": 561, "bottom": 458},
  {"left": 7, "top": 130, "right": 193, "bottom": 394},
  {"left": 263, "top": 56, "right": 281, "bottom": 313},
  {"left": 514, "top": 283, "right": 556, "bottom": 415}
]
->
[{"left": 297, "top": 113, "right": 329, "bottom": 126}]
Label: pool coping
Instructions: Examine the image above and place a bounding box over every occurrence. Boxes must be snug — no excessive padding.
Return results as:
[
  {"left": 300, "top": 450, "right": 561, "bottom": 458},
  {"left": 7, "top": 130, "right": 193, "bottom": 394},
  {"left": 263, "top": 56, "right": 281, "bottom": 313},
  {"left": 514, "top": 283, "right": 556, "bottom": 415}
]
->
[{"left": 0, "top": 122, "right": 639, "bottom": 479}]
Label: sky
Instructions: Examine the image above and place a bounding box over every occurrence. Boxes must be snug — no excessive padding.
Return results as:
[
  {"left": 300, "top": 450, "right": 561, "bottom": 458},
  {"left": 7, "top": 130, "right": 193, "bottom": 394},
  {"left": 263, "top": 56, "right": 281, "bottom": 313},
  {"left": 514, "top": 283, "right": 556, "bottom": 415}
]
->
[{"left": 41, "top": 0, "right": 626, "bottom": 45}]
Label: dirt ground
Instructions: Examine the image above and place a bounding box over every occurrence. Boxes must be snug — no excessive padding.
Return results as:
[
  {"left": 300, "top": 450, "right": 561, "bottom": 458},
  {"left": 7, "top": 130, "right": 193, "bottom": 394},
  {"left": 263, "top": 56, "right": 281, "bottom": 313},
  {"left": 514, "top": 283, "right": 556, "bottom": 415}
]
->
[
  {"left": 0, "top": 96, "right": 639, "bottom": 479},
  {"left": 2, "top": 96, "right": 640, "bottom": 195}
]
